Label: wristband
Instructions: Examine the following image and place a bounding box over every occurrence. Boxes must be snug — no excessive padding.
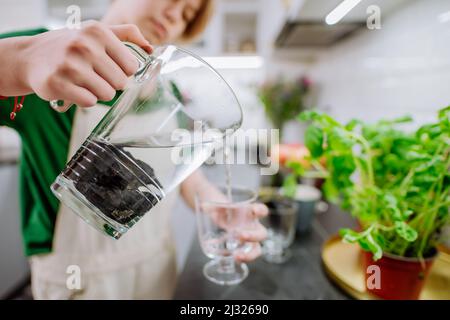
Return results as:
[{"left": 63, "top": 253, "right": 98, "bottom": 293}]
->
[{"left": 0, "top": 95, "right": 25, "bottom": 120}]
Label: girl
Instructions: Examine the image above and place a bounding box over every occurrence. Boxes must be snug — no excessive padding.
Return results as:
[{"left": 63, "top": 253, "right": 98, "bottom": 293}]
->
[{"left": 0, "top": 0, "right": 267, "bottom": 299}]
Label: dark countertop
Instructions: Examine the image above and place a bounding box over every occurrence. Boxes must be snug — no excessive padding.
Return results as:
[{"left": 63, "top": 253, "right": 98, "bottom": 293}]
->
[{"left": 173, "top": 164, "right": 357, "bottom": 300}]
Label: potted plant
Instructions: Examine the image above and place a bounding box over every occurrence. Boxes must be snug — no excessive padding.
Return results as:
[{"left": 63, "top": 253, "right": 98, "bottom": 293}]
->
[
  {"left": 283, "top": 106, "right": 450, "bottom": 299},
  {"left": 258, "top": 76, "right": 311, "bottom": 142}
]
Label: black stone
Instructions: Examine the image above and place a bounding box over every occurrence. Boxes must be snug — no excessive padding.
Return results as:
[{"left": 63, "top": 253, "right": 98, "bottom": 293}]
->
[{"left": 63, "top": 139, "right": 163, "bottom": 226}]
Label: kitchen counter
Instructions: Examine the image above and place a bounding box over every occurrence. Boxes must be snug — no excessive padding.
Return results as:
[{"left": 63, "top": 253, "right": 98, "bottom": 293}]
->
[{"left": 173, "top": 163, "right": 357, "bottom": 300}]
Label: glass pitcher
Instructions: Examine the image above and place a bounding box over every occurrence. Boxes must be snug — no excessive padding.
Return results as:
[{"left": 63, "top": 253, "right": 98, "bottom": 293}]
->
[{"left": 50, "top": 43, "right": 242, "bottom": 239}]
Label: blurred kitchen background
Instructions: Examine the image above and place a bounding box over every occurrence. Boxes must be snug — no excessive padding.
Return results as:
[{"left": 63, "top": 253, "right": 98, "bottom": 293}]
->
[{"left": 1, "top": 0, "right": 449, "bottom": 298}]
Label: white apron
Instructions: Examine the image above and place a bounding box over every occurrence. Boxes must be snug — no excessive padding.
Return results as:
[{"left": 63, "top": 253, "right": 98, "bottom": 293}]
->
[{"left": 30, "top": 106, "right": 178, "bottom": 299}]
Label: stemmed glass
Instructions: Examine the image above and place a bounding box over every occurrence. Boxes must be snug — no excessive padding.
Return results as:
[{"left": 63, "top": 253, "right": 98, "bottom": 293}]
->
[{"left": 195, "top": 186, "right": 257, "bottom": 285}]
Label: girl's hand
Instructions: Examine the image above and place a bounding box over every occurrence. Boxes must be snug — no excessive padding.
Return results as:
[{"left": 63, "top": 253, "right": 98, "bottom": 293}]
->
[
  {"left": 207, "top": 201, "right": 269, "bottom": 263},
  {"left": 181, "top": 171, "right": 269, "bottom": 263},
  {"left": 19, "top": 21, "right": 152, "bottom": 107},
  {"left": 234, "top": 203, "right": 268, "bottom": 263}
]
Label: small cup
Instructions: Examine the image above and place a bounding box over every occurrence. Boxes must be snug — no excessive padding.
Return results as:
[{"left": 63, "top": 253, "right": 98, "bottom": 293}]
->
[
  {"left": 290, "top": 184, "right": 322, "bottom": 234},
  {"left": 259, "top": 193, "right": 298, "bottom": 264}
]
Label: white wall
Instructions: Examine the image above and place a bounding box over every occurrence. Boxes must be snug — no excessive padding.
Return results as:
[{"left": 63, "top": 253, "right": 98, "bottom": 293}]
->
[
  {"left": 309, "top": 0, "right": 450, "bottom": 125},
  {"left": 0, "top": 0, "right": 47, "bottom": 33},
  {"left": 257, "top": 0, "right": 450, "bottom": 137}
]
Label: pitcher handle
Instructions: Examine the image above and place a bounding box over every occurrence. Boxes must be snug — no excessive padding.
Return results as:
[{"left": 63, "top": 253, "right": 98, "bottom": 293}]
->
[{"left": 49, "top": 41, "right": 153, "bottom": 113}]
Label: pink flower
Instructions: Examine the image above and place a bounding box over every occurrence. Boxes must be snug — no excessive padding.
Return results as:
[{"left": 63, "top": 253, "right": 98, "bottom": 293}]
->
[{"left": 300, "top": 76, "right": 312, "bottom": 90}]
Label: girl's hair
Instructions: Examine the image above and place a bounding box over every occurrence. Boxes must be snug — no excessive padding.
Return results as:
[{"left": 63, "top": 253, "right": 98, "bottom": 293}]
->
[{"left": 179, "top": 0, "right": 214, "bottom": 42}]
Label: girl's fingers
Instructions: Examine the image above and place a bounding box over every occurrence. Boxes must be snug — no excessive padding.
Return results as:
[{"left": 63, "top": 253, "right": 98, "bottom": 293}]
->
[
  {"left": 109, "top": 24, "right": 153, "bottom": 53},
  {"left": 104, "top": 30, "right": 140, "bottom": 76},
  {"left": 238, "top": 222, "right": 268, "bottom": 242},
  {"left": 106, "top": 25, "right": 152, "bottom": 76},
  {"left": 69, "top": 64, "right": 117, "bottom": 102},
  {"left": 93, "top": 54, "right": 130, "bottom": 91},
  {"left": 86, "top": 74, "right": 116, "bottom": 102},
  {"left": 252, "top": 203, "right": 269, "bottom": 218},
  {"left": 235, "top": 243, "right": 262, "bottom": 263},
  {"left": 57, "top": 82, "right": 97, "bottom": 108},
  {"left": 55, "top": 50, "right": 117, "bottom": 103}
]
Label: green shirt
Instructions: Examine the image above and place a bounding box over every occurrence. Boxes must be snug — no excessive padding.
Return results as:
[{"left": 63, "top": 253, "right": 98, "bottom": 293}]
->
[{"left": 0, "top": 28, "right": 116, "bottom": 256}]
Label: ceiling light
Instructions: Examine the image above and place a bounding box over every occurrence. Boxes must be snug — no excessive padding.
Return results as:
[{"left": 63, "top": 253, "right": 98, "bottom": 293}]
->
[{"left": 325, "top": 0, "right": 363, "bottom": 25}]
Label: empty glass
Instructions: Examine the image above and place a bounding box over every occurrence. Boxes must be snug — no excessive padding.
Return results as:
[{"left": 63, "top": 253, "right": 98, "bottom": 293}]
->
[
  {"left": 50, "top": 43, "right": 242, "bottom": 240},
  {"left": 195, "top": 186, "right": 257, "bottom": 285},
  {"left": 259, "top": 193, "right": 298, "bottom": 264}
]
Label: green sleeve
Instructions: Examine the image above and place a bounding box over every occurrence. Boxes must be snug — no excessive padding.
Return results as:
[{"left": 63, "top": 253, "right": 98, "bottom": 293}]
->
[
  {"left": 0, "top": 28, "right": 49, "bottom": 129},
  {"left": 0, "top": 97, "right": 14, "bottom": 127}
]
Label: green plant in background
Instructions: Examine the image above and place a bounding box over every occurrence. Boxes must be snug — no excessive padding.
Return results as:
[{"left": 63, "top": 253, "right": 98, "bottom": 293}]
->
[
  {"left": 283, "top": 107, "right": 450, "bottom": 261},
  {"left": 258, "top": 76, "right": 311, "bottom": 139}
]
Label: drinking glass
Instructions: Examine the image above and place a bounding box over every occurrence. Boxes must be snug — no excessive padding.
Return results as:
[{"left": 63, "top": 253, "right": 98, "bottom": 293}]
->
[
  {"left": 259, "top": 193, "right": 298, "bottom": 264},
  {"left": 195, "top": 186, "right": 257, "bottom": 285}
]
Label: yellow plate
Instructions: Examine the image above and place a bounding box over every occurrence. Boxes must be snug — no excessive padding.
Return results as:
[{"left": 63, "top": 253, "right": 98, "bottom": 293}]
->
[{"left": 321, "top": 235, "right": 450, "bottom": 300}]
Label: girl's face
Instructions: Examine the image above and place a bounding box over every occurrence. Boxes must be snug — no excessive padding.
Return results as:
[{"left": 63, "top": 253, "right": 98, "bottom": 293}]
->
[{"left": 127, "top": 0, "right": 204, "bottom": 44}]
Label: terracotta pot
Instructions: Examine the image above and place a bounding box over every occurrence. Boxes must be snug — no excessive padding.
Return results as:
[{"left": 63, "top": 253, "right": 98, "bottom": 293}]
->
[{"left": 363, "top": 250, "right": 436, "bottom": 300}]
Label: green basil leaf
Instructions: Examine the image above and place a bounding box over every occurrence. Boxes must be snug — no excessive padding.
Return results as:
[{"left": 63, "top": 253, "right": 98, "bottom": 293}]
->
[
  {"left": 285, "top": 160, "right": 305, "bottom": 176},
  {"left": 305, "top": 125, "right": 324, "bottom": 158},
  {"left": 282, "top": 174, "right": 297, "bottom": 199},
  {"left": 298, "top": 110, "right": 318, "bottom": 122},
  {"left": 341, "top": 228, "right": 383, "bottom": 260},
  {"left": 322, "top": 179, "right": 340, "bottom": 203},
  {"left": 438, "top": 106, "right": 450, "bottom": 132},
  {"left": 340, "top": 228, "right": 363, "bottom": 243},
  {"left": 329, "top": 127, "right": 354, "bottom": 152},
  {"left": 345, "top": 119, "right": 361, "bottom": 131},
  {"left": 364, "top": 233, "right": 383, "bottom": 261},
  {"left": 394, "top": 221, "right": 418, "bottom": 242}
]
